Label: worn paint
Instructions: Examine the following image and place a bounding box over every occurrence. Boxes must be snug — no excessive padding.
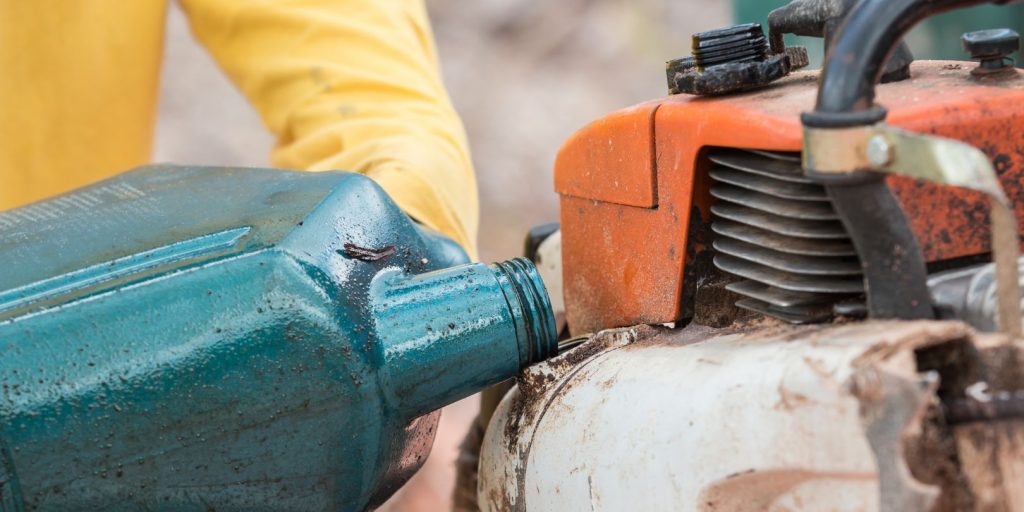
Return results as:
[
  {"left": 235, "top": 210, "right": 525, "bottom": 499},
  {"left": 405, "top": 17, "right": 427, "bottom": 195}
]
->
[
  {"left": 0, "top": 166, "right": 558, "bottom": 511},
  {"left": 480, "top": 320, "right": 1024, "bottom": 511},
  {"left": 556, "top": 61, "right": 1024, "bottom": 334}
]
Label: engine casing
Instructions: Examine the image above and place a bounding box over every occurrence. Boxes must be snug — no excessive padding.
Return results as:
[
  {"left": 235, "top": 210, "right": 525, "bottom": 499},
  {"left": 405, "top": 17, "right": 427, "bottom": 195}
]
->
[{"left": 556, "top": 62, "right": 1024, "bottom": 333}]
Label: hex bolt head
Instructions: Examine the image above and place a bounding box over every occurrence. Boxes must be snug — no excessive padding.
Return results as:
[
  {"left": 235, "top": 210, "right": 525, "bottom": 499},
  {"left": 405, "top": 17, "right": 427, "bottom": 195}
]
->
[
  {"left": 866, "top": 135, "right": 893, "bottom": 168},
  {"left": 962, "top": 28, "right": 1020, "bottom": 72}
]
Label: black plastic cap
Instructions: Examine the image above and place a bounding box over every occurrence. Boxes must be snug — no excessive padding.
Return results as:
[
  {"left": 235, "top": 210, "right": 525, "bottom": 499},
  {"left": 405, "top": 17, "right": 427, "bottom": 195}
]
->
[{"left": 962, "top": 28, "right": 1020, "bottom": 59}]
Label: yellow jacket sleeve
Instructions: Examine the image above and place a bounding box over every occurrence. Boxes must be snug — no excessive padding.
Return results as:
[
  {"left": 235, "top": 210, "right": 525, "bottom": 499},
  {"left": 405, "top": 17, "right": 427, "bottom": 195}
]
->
[{"left": 178, "top": 0, "right": 479, "bottom": 258}]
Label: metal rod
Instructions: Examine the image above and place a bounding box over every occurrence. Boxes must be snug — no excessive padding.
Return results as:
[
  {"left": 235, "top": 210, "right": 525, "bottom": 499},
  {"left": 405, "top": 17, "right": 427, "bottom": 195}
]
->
[{"left": 815, "top": 0, "right": 992, "bottom": 114}]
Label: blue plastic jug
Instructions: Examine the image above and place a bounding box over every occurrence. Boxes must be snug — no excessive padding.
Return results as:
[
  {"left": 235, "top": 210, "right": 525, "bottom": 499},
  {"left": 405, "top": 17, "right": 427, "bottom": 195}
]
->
[{"left": 0, "top": 165, "right": 557, "bottom": 511}]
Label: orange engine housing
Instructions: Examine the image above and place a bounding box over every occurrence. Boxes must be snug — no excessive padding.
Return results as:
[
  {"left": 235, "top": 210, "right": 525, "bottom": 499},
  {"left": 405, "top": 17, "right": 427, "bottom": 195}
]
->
[{"left": 556, "top": 61, "right": 1024, "bottom": 335}]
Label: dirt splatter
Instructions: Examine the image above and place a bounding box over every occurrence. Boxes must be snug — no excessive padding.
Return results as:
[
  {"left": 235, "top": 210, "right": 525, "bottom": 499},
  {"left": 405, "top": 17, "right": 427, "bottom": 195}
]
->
[{"left": 340, "top": 243, "right": 396, "bottom": 262}]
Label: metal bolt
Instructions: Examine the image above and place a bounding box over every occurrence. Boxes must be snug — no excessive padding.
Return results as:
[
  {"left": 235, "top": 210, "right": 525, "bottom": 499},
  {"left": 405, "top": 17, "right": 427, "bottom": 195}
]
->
[{"left": 866, "top": 135, "right": 893, "bottom": 168}]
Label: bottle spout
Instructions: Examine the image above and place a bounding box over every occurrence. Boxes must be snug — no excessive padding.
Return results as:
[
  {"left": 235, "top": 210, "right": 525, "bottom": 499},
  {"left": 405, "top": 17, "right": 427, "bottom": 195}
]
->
[
  {"left": 372, "top": 257, "right": 558, "bottom": 418},
  {"left": 490, "top": 258, "right": 559, "bottom": 367}
]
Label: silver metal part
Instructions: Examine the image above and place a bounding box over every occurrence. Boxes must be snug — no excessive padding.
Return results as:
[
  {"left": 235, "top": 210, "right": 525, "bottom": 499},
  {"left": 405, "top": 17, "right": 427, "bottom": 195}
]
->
[
  {"left": 710, "top": 148, "right": 863, "bottom": 323},
  {"left": 715, "top": 254, "right": 864, "bottom": 294},
  {"left": 710, "top": 185, "right": 839, "bottom": 220},
  {"left": 711, "top": 203, "right": 849, "bottom": 239},
  {"left": 726, "top": 280, "right": 836, "bottom": 307},
  {"left": 929, "top": 256, "right": 1024, "bottom": 333},
  {"left": 713, "top": 237, "right": 861, "bottom": 276},
  {"left": 804, "top": 124, "right": 1022, "bottom": 336},
  {"left": 746, "top": 148, "right": 803, "bottom": 163},
  {"left": 711, "top": 219, "right": 857, "bottom": 256},
  {"left": 734, "top": 297, "right": 834, "bottom": 323},
  {"left": 710, "top": 148, "right": 812, "bottom": 183},
  {"left": 709, "top": 167, "right": 830, "bottom": 200},
  {"left": 866, "top": 134, "right": 894, "bottom": 167}
]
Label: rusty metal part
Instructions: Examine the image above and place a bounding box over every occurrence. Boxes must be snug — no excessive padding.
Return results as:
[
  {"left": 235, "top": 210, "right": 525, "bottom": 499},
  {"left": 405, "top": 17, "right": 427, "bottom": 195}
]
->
[
  {"left": 805, "top": 123, "right": 1022, "bottom": 336},
  {"left": 799, "top": 0, "right": 1006, "bottom": 324},
  {"left": 556, "top": 61, "right": 1024, "bottom": 335},
  {"left": 479, "top": 320, "right": 1024, "bottom": 511},
  {"left": 799, "top": 0, "right": 1024, "bottom": 327}
]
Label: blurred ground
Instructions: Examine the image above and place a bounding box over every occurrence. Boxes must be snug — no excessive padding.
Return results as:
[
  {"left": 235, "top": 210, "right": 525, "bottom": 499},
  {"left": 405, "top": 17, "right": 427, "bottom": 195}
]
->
[{"left": 154, "top": 1, "right": 729, "bottom": 510}]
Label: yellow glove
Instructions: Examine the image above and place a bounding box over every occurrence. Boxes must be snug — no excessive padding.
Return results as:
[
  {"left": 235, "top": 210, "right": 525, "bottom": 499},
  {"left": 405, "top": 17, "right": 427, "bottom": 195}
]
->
[{"left": 181, "top": 0, "right": 479, "bottom": 257}]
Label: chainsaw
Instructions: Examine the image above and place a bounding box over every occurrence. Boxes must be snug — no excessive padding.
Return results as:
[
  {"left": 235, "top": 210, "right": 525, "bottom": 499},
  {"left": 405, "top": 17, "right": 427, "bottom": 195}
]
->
[{"left": 479, "top": 0, "right": 1024, "bottom": 510}]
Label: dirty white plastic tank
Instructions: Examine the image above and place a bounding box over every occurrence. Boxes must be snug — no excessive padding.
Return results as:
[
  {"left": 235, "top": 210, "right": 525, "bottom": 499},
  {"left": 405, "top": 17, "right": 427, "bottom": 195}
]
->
[{"left": 478, "top": 320, "right": 984, "bottom": 511}]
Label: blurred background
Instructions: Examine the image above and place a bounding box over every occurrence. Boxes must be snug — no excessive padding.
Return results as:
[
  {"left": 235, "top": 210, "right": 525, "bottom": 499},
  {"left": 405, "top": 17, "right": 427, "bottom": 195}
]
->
[{"left": 153, "top": 0, "right": 1024, "bottom": 509}]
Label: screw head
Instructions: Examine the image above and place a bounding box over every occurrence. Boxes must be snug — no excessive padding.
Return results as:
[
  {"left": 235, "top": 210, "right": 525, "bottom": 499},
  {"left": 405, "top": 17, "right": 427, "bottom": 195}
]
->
[{"left": 866, "top": 135, "right": 893, "bottom": 168}]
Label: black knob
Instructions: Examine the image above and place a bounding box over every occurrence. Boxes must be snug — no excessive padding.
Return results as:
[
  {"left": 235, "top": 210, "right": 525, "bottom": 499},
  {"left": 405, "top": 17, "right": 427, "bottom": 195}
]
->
[
  {"left": 962, "top": 28, "right": 1019, "bottom": 72},
  {"left": 691, "top": 23, "right": 769, "bottom": 71},
  {"left": 665, "top": 22, "right": 809, "bottom": 96}
]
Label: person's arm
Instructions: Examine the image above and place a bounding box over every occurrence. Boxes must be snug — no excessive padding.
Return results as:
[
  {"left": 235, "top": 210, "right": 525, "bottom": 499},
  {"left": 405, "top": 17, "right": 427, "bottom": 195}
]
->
[{"left": 179, "top": 0, "right": 479, "bottom": 257}]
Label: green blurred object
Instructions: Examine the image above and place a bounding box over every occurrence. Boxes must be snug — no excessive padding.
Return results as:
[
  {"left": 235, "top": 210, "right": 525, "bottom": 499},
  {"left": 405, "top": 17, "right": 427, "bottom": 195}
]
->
[{"left": 732, "top": 0, "right": 1024, "bottom": 67}]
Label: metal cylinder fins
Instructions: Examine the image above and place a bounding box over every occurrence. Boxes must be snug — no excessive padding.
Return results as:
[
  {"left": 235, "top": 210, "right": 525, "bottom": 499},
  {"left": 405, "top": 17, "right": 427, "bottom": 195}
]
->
[{"left": 708, "top": 148, "right": 865, "bottom": 323}]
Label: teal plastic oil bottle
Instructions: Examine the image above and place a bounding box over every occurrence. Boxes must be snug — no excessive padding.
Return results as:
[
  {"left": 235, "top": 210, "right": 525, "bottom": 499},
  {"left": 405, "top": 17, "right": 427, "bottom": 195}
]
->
[{"left": 0, "top": 165, "right": 558, "bottom": 511}]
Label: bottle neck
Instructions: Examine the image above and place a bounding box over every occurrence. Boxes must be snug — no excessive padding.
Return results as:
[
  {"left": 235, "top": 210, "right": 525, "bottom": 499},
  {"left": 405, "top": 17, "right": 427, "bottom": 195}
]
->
[
  {"left": 371, "top": 258, "right": 558, "bottom": 419},
  {"left": 490, "top": 258, "right": 559, "bottom": 367}
]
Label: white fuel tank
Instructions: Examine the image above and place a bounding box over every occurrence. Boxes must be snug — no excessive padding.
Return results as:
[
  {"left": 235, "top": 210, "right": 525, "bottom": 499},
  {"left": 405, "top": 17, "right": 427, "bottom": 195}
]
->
[{"left": 479, "top": 320, "right": 1001, "bottom": 511}]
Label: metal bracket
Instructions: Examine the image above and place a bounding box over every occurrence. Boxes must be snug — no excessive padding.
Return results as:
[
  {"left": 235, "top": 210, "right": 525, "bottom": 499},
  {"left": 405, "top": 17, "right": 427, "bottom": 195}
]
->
[{"left": 805, "top": 125, "right": 1022, "bottom": 336}]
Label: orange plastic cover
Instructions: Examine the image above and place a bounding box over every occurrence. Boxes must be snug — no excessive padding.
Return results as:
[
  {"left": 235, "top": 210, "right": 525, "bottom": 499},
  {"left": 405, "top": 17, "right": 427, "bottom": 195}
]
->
[
  {"left": 557, "top": 62, "right": 1024, "bottom": 334},
  {"left": 554, "top": 102, "right": 660, "bottom": 208}
]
